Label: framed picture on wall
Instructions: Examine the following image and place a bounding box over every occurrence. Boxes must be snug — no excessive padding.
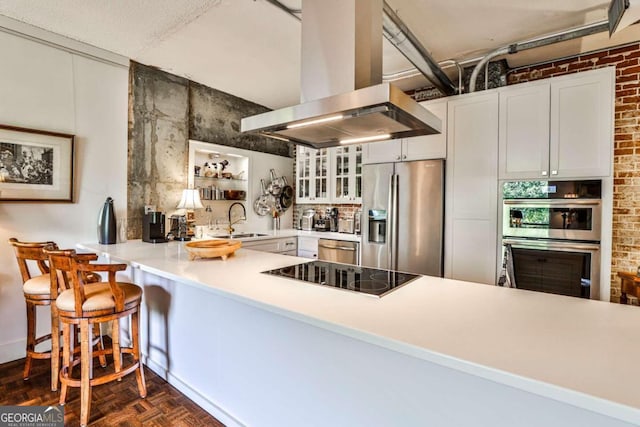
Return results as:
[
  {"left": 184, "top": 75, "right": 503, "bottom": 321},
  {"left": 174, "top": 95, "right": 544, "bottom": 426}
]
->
[{"left": 0, "top": 125, "right": 75, "bottom": 202}]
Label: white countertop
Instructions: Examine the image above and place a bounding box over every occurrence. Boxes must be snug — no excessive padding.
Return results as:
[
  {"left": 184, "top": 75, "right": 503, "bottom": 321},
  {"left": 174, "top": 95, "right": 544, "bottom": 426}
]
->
[{"left": 79, "top": 239, "right": 640, "bottom": 424}]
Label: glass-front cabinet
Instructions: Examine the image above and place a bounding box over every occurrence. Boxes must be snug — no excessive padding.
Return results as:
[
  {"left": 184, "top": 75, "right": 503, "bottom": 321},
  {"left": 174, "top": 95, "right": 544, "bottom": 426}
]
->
[
  {"left": 296, "top": 146, "right": 331, "bottom": 203},
  {"left": 332, "top": 145, "right": 362, "bottom": 203}
]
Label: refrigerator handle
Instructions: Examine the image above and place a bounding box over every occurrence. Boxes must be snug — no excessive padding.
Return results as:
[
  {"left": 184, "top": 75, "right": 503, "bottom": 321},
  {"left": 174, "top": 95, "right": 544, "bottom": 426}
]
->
[
  {"left": 389, "top": 173, "right": 399, "bottom": 271},
  {"left": 387, "top": 173, "right": 395, "bottom": 270}
]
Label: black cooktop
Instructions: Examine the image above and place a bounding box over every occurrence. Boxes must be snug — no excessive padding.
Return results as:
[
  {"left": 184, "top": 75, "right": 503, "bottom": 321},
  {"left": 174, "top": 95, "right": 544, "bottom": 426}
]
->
[{"left": 261, "top": 260, "right": 420, "bottom": 297}]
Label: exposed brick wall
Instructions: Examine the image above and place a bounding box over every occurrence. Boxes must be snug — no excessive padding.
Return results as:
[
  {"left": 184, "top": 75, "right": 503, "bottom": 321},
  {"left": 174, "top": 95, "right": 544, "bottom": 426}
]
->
[{"left": 508, "top": 42, "right": 640, "bottom": 302}]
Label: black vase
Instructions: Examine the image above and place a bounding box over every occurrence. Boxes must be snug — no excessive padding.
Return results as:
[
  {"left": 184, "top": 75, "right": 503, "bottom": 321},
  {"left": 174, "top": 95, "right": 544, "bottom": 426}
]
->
[{"left": 98, "top": 197, "right": 117, "bottom": 244}]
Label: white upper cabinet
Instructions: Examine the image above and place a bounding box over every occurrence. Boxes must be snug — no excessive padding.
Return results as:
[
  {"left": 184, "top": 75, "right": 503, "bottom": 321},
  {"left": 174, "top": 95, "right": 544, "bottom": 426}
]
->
[
  {"left": 499, "top": 67, "right": 614, "bottom": 180},
  {"left": 498, "top": 81, "right": 550, "bottom": 179},
  {"left": 296, "top": 146, "right": 331, "bottom": 204},
  {"left": 362, "top": 99, "right": 447, "bottom": 164},
  {"left": 550, "top": 68, "right": 614, "bottom": 179},
  {"left": 331, "top": 144, "right": 362, "bottom": 204},
  {"left": 361, "top": 138, "right": 401, "bottom": 164}
]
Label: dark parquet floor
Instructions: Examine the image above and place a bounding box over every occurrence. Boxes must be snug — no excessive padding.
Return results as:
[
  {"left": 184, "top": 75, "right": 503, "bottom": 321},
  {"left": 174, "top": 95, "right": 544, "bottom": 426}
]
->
[{"left": 0, "top": 355, "right": 225, "bottom": 427}]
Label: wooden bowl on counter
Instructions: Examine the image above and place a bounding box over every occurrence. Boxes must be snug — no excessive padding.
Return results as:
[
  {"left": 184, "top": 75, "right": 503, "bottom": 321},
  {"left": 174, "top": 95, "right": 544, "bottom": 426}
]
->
[{"left": 185, "top": 239, "right": 242, "bottom": 260}]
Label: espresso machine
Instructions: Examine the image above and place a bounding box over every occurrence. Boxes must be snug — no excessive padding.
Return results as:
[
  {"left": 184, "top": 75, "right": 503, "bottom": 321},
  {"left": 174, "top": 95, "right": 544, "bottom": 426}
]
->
[
  {"left": 142, "top": 211, "right": 167, "bottom": 243},
  {"left": 168, "top": 214, "right": 190, "bottom": 241}
]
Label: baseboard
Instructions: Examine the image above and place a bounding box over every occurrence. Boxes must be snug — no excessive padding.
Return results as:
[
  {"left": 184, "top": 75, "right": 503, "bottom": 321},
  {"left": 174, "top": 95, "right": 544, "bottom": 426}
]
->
[
  {"left": 0, "top": 338, "right": 26, "bottom": 364},
  {"left": 142, "top": 356, "right": 245, "bottom": 427}
]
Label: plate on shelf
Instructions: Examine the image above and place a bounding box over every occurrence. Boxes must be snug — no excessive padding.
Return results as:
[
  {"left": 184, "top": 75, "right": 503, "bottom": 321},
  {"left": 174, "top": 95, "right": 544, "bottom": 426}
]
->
[{"left": 185, "top": 239, "right": 242, "bottom": 260}]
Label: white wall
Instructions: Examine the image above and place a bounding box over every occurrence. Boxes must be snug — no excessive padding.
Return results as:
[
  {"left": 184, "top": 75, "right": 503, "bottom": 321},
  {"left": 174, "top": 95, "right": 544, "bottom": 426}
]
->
[{"left": 0, "top": 27, "right": 129, "bottom": 362}]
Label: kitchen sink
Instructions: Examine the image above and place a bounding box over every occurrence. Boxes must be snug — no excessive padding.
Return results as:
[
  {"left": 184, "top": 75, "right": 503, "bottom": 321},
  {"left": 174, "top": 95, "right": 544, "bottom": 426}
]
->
[{"left": 209, "top": 233, "right": 268, "bottom": 239}]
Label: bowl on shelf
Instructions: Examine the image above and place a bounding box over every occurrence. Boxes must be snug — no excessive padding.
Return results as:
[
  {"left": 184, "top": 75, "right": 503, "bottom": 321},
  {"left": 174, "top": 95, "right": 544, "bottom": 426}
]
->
[{"left": 224, "top": 190, "right": 246, "bottom": 200}]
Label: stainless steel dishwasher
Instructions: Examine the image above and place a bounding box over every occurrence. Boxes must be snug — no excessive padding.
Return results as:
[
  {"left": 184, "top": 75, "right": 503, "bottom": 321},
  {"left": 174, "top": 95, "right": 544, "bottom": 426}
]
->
[{"left": 318, "top": 239, "right": 359, "bottom": 265}]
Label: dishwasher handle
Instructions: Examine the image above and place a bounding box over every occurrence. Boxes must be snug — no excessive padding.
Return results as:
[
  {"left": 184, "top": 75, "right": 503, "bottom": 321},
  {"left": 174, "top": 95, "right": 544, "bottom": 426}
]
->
[{"left": 318, "top": 244, "right": 356, "bottom": 251}]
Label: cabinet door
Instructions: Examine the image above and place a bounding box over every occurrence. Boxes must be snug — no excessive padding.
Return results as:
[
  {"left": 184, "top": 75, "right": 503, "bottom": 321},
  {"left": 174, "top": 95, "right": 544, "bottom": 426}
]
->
[
  {"left": 445, "top": 91, "right": 499, "bottom": 284},
  {"left": 296, "top": 146, "right": 313, "bottom": 203},
  {"left": 498, "top": 82, "right": 550, "bottom": 180},
  {"left": 332, "top": 145, "right": 363, "bottom": 204},
  {"left": 361, "top": 139, "right": 402, "bottom": 164},
  {"left": 296, "top": 147, "right": 332, "bottom": 203},
  {"left": 402, "top": 99, "right": 448, "bottom": 161},
  {"left": 550, "top": 67, "right": 614, "bottom": 178},
  {"left": 312, "top": 148, "right": 332, "bottom": 203}
]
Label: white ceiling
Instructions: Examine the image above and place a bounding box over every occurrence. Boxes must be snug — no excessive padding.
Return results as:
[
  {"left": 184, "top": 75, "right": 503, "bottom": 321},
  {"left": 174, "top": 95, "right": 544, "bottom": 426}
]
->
[{"left": 0, "top": 0, "right": 639, "bottom": 109}]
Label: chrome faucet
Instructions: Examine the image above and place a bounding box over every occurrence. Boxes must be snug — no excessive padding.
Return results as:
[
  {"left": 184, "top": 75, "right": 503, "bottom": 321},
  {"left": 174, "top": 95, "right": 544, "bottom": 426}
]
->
[{"left": 228, "top": 202, "right": 246, "bottom": 234}]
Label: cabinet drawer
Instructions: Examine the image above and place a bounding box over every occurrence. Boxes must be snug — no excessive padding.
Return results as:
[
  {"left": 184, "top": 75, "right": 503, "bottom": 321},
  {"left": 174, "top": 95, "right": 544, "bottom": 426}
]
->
[
  {"left": 243, "top": 237, "right": 297, "bottom": 253},
  {"left": 244, "top": 240, "right": 280, "bottom": 252},
  {"left": 278, "top": 237, "right": 298, "bottom": 252}
]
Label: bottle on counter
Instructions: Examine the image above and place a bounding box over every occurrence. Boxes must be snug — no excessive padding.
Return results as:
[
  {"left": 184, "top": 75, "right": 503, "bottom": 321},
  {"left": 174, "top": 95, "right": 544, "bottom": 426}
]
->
[{"left": 98, "top": 197, "right": 117, "bottom": 244}]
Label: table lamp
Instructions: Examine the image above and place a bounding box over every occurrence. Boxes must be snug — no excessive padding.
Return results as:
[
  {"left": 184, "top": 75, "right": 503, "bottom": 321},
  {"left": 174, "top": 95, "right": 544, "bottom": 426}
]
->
[{"left": 175, "top": 188, "right": 204, "bottom": 241}]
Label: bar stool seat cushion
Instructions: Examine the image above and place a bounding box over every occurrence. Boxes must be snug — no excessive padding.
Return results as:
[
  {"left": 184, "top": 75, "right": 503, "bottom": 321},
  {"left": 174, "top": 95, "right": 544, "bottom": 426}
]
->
[
  {"left": 23, "top": 274, "right": 52, "bottom": 295},
  {"left": 56, "top": 282, "right": 142, "bottom": 312}
]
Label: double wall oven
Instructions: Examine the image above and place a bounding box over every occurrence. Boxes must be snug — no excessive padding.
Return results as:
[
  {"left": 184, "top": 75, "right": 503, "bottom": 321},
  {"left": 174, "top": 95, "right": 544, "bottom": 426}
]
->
[{"left": 502, "top": 180, "right": 601, "bottom": 299}]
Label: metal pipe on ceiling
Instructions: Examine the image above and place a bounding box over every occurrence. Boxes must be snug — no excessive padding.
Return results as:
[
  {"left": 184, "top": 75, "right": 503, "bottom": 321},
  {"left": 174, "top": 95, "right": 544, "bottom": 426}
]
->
[
  {"left": 263, "top": 0, "right": 300, "bottom": 21},
  {"left": 469, "top": 19, "right": 610, "bottom": 92},
  {"left": 382, "top": 1, "right": 458, "bottom": 96}
]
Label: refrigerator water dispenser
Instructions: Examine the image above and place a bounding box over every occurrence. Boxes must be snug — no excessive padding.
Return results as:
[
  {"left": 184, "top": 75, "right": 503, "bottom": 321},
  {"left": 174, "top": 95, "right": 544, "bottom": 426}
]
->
[{"left": 368, "top": 209, "right": 387, "bottom": 243}]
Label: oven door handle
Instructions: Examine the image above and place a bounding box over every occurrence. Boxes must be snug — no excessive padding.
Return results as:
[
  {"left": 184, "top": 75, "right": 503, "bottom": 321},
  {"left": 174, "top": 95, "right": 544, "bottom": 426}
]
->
[{"left": 502, "top": 238, "right": 600, "bottom": 252}]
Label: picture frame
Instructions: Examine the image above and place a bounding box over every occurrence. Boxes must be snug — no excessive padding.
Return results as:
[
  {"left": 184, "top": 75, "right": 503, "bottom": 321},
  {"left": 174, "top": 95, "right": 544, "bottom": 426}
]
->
[{"left": 0, "top": 124, "right": 75, "bottom": 202}]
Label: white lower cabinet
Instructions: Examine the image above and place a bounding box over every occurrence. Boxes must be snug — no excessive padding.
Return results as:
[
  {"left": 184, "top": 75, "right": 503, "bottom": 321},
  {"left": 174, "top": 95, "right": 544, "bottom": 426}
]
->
[
  {"left": 297, "top": 236, "right": 319, "bottom": 259},
  {"left": 445, "top": 91, "right": 499, "bottom": 285},
  {"left": 242, "top": 237, "right": 297, "bottom": 255}
]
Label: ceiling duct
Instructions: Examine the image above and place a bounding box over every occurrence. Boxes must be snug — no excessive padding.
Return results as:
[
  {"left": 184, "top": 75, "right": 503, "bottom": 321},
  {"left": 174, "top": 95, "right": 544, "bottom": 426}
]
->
[
  {"left": 469, "top": 20, "right": 610, "bottom": 92},
  {"left": 241, "top": 0, "right": 443, "bottom": 149}
]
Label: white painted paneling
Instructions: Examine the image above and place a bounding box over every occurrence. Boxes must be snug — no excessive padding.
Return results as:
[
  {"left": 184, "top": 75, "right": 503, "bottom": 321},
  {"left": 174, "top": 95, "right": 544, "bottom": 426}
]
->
[
  {"left": 134, "top": 267, "right": 638, "bottom": 427},
  {"left": 0, "top": 30, "right": 128, "bottom": 363},
  {"left": 445, "top": 91, "right": 499, "bottom": 284}
]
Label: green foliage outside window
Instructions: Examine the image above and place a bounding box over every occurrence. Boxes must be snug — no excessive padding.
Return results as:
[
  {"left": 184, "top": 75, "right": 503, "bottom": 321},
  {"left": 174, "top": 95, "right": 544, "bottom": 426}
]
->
[{"left": 503, "top": 181, "right": 549, "bottom": 226}]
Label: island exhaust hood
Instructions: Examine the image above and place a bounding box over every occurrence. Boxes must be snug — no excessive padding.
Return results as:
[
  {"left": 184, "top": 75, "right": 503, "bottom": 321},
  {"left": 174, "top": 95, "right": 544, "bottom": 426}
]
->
[{"left": 240, "top": 0, "right": 442, "bottom": 149}]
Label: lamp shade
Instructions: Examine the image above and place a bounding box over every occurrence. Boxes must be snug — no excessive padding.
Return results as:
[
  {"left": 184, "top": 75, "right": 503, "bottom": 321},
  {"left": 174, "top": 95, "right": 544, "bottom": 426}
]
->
[{"left": 177, "top": 189, "right": 204, "bottom": 209}]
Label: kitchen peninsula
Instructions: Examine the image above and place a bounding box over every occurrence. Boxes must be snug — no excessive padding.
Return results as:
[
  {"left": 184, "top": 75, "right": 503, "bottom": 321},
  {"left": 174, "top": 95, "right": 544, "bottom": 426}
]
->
[{"left": 79, "top": 240, "right": 640, "bottom": 427}]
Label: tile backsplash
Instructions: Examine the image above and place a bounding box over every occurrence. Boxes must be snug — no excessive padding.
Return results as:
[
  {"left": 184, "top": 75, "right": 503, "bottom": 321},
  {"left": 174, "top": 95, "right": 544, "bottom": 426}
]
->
[{"left": 292, "top": 203, "right": 361, "bottom": 228}]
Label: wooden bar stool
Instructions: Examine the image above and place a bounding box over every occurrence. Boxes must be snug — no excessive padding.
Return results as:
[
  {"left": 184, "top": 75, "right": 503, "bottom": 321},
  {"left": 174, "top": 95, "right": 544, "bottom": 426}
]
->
[
  {"left": 9, "top": 238, "right": 60, "bottom": 390},
  {"left": 10, "top": 238, "right": 105, "bottom": 392},
  {"left": 47, "top": 249, "right": 146, "bottom": 427}
]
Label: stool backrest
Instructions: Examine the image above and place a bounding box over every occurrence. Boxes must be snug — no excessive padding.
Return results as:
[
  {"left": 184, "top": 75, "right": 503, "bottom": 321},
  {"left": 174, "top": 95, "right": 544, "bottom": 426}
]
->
[
  {"left": 9, "top": 238, "right": 58, "bottom": 283},
  {"left": 45, "top": 248, "right": 80, "bottom": 301},
  {"left": 46, "top": 249, "right": 126, "bottom": 315}
]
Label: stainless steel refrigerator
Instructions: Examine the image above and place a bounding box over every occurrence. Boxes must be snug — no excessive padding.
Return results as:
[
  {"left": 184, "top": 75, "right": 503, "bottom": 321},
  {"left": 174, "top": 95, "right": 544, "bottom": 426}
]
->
[{"left": 361, "top": 159, "right": 444, "bottom": 277}]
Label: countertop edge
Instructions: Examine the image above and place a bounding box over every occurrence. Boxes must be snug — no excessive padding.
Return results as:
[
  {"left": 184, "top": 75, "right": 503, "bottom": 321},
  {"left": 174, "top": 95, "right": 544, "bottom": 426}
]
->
[{"left": 79, "top": 242, "right": 640, "bottom": 425}]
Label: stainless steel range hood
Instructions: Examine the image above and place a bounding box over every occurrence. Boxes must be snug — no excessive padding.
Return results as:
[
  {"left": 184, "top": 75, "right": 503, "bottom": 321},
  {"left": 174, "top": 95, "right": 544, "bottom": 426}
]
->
[
  {"left": 240, "top": 83, "right": 440, "bottom": 148},
  {"left": 240, "top": 0, "right": 442, "bottom": 149}
]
